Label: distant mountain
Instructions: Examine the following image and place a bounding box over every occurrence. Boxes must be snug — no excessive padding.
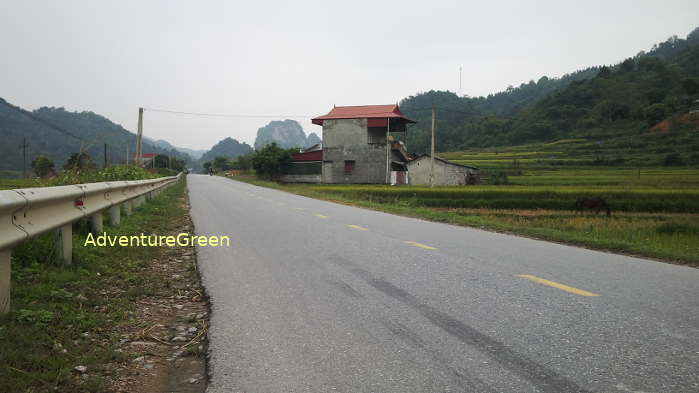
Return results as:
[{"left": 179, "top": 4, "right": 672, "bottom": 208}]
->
[
  {"left": 198, "top": 137, "right": 253, "bottom": 165},
  {"left": 306, "top": 132, "right": 321, "bottom": 147},
  {"left": 145, "top": 137, "right": 207, "bottom": 159},
  {"left": 254, "top": 119, "right": 320, "bottom": 150},
  {"left": 0, "top": 99, "right": 192, "bottom": 175}
]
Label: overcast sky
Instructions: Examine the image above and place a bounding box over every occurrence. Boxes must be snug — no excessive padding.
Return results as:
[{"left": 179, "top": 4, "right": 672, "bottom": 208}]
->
[{"left": 1, "top": 1, "right": 698, "bottom": 150}]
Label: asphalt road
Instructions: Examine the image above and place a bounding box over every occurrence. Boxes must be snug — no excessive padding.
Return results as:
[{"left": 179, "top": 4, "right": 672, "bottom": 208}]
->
[{"left": 187, "top": 174, "right": 699, "bottom": 393}]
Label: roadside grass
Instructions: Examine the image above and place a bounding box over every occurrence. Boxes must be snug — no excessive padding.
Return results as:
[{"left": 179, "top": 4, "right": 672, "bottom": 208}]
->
[
  {"left": 0, "top": 178, "right": 42, "bottom": 190},
  {"left": 0, "top": 179, "right": 186, "bottom": 392},
  {"left": 226, "top": 174, "right": 699, "bottom": 265}
]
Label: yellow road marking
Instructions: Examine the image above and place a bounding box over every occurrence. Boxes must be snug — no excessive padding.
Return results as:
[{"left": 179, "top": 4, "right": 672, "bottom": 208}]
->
[
  {"left": 347, "top": 225, "right": 368, "bottom": 231},
  {"left": 294, "top": 207, "right": 305, "bottom": 210},
  {"left": 404, "top": 241, "right": 437, "bottom": 250},
  {"left": 517, "top": 274, "right": 600, "bottom": 297},
  {"left": 315, "top": 214, "right": 328, "bottom": 219}
]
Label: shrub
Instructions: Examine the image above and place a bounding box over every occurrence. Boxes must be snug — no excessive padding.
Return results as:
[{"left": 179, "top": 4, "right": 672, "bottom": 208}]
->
[{"left": 663, "top": 153, "right": 685, "bottom": 166}]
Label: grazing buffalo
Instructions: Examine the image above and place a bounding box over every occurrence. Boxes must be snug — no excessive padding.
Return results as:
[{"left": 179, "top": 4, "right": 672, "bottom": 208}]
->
[{"left": 575, "top": 197, "right": 611, "bottom": 216}]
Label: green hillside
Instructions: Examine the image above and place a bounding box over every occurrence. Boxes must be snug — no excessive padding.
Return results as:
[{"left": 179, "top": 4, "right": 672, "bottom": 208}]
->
[
  {"left": 0, "top": 99, "right": 192, "bottom": 176},
  {"left": 399, "top": 27, "right": 699, "bottom": 162}
]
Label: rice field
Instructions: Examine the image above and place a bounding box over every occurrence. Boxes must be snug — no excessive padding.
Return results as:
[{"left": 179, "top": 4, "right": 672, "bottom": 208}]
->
[
  {"left": 305, "top": 184, "right": 699, "bottom": 213},
  {"left": 227, "top": 160, "right": 699, "bottom": 265}
]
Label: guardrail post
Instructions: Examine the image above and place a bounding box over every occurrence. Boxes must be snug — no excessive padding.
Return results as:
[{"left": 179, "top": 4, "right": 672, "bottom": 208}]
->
[
  {"left": 0, "top": 249, "right": 10, "bottom": 315},
  {"left": 122, "top": 201, "right": 132, "bottom": 216},
  {"left": 90, "top": 212, "right": 103, "bottom": 234},
  {"left": 109, "top": 205, "right": 121, "bottom": 225},
  {"left": 57, "top": 224, "right": 72, "bottom": 264}
]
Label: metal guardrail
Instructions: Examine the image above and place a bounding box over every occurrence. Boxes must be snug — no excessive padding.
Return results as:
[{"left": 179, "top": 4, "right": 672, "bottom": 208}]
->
[{"left": 0, "top": 173, "right": 182, "bottom": 313}]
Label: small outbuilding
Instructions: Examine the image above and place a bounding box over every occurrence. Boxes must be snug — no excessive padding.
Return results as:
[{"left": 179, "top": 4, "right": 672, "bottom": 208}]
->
[
  {"left": 407, "top": 155, "right": 479, "bottom": 186},
  {"left": 280, "top": 144, "right": 323, "bottom": 183}
]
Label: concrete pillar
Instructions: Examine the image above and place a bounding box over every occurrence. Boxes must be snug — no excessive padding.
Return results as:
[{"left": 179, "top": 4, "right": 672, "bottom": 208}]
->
[
  {"left": 0, "top": 249, "right": 10, "bottom": 315},
  {"left": 90, "top": 212, "right": 103, "bottom": 234},
  {"left": 122, "top": 201, "right": 132, "bottom": 216},
  {"left": 109, "top": 205, "right": 121, "bottom": 225},
  {"left": 57, "top": 224, "right": 72, "bottom": 265}
]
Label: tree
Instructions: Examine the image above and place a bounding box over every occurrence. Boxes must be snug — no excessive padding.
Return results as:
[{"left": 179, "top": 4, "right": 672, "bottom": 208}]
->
[
  {"left": 63, "top": 152, "right": 94, "bottom": 171},
  {"left": 619, "top": 58, "right": 635, "bottom": 73},
  {"left": 645, "top": 103, "right": 667, "bottom": 125},
  {"left": 202, "top": 161, "right": 212, "bottom": 172},
  {"left": 251, "top": 143, "right": 294, "bottom": 179},
  {"left": 154, "top": 154, "right": 170, "bottom": 168},
  {"left": 213, "top": 156, "right": 232, "bottom": 171},
  {"left": 682, "top": 78, "right": 699, "bottom": 95},
  {"left": 32, "top": 156, "right": 55, "bottom": 178},
  {"left": 232, "top": 154, "right": 253, "bottom": 170}
]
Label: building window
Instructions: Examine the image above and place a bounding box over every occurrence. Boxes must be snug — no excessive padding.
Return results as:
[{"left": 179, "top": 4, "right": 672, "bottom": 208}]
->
[
  {"left": 367, "top": 127, "right": 386, "bottom": 144},
  {"left": 344, "top": 160, "right": 355, "bottom": 174}
]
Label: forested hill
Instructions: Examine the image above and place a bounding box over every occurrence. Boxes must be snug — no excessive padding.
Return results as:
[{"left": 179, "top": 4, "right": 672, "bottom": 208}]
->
[
  {"left": 400, "top": 27, "right": 699, "bottom": 154},
  {"left": 0, "top": 100, "right": 192, "bottom": 175},
  {"left": 198, "top": 137, "right": 253, "bottom": 167}
]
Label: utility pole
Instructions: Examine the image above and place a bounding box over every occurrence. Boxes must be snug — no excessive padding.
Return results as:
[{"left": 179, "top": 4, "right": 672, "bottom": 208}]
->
[
  {"left": 20, "top": 138, "right": 28, "bottom": 179},
  {"left": 126, "top": 144, "right": 129, "bottom": 165},
  {"left": 168, "top": 155, "right": 172, "bottom": 170},
  {"left": 135, "top": 107, "right": 144, "bottom": 166},
  {"left": 459, "top": 66, "right": 462, "bottom": 96},
  {"left": 385, "top": 117, "right": 391, "bottom": 184},
  {"left": 103, "top": 143, "right": 107, "bottom": 168},
  {"left": 430, "top": 106, "right": 435, "bottom": 187}
]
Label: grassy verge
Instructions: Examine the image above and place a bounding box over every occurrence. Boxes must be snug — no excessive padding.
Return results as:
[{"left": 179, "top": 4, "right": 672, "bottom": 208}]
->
[
  {"left": 227, "top": 174, "right": 698, "bottom": 266},
  {"left": 0, "top": 179, "right": 186, "bottom": 392}
]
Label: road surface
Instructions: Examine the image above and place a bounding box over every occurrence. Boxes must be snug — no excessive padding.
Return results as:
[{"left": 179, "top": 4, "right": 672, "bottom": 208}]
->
[{"left": 187, "top": 174, "right": 699, "bottom": 393}]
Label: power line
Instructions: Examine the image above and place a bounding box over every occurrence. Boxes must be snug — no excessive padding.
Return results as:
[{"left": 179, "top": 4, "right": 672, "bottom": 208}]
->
[{"left": 143, "top": 107, "right": 313, "bottom": 119}]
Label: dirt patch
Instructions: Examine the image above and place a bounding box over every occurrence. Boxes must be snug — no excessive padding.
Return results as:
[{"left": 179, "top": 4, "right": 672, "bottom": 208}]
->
[{"left": 106, "top": 194, "right": 209, "bottom": 393}]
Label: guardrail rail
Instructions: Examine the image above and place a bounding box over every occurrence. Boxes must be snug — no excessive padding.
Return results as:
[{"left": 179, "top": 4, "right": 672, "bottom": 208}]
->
[{"left": 0, "top": 173, "right": 182, "bottom": 314}]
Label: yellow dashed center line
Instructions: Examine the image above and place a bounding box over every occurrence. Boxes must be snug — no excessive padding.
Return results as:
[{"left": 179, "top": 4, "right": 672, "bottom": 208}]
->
[
  {"left": 347, "top": 225, "right": 368, "bottom": 231},
  {"left": 517, "top": 274, "right": 600, "bottom": 297},
  {"left": 315, "top": 214, "right": 328, "bottom": 219},
  {"left": 404, "top": 241, "right": 437, "bottom": 250}
]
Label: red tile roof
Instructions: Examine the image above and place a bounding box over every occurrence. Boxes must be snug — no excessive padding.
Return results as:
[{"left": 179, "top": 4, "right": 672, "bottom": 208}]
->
[
  {"left": 312, "top": 104, "right": 415, "bottom": 125},
  {"left": 291, "top": 150, "right": 322, "bottom": 161}
]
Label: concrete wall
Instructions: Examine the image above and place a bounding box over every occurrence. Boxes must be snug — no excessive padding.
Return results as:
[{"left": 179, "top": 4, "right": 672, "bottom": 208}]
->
[
  {"left": 407, "top": 157, "right": 478, "bottom": 186},
  {"left": 280, "top": 174, "right": 321, "bottom": 183},
  {"left": 321, "top": 119, "right": 389, "bottom": 184}
]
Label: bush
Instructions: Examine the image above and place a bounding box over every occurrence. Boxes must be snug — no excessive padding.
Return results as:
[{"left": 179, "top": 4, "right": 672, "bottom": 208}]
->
[
  {"left": 489, "top": 171, "right": 509, "bottom": 185},
  {"left": 44, "top": 165, "right": 158, "bottom": 186},
  {"left": 663, "top": 153, "right": 685, "bottom": 166}
]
